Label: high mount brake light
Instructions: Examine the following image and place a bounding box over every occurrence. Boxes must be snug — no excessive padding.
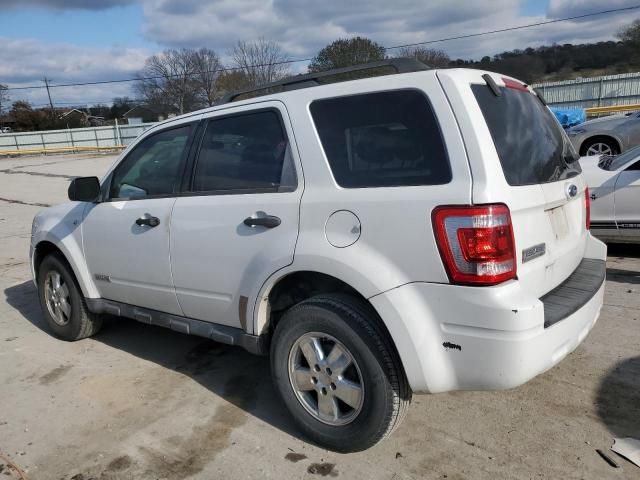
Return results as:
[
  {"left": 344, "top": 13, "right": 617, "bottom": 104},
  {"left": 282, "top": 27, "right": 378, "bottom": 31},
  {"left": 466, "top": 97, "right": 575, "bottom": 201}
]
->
[
  {"left": 432, "top": 204, "right": 517, "bottom": 286},
  {"left": 502, "top": 77, "right": 529, "bottom": 92}
]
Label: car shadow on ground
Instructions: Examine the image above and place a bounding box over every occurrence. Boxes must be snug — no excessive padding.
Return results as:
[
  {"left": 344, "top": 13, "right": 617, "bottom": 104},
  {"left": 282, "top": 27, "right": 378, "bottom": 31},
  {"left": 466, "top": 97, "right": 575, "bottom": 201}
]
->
[
  {"left": 595, "top": 356, "right": 640, "bottom": 439},
  {"left": 4, "top": 280, "right": 302, "bottom": 442},
  {"left": 607, "top": 243, "right": 640, "bottom": 260}
]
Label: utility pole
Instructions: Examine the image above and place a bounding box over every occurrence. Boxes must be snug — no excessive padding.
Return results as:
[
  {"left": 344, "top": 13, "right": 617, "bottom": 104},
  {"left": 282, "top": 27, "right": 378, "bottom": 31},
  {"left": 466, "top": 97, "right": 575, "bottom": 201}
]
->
[{"left": 43, "top": 77, "right": 55, "bottom": 121}]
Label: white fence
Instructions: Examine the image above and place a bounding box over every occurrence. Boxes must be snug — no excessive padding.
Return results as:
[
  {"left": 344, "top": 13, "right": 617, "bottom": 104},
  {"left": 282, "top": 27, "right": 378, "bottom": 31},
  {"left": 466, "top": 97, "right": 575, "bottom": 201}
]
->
[
  {"left": 0, "top": 122, "right": 156, "bottom": 152},
  {"left": 532, "top": 72, "right": 640, "bottom": 109}
]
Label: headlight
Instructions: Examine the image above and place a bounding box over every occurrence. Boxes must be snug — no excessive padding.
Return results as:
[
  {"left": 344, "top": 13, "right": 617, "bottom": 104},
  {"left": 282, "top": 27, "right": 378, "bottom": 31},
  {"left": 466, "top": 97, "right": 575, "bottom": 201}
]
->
[{"left": 567, "top": 128, "right": 586, "bottom": 136}]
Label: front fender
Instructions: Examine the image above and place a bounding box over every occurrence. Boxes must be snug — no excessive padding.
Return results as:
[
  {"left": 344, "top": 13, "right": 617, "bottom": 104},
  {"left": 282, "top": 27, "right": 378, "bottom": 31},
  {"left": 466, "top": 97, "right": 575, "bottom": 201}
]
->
[{"left": 31, "top": 202, "right": 100, "bottom": 298}]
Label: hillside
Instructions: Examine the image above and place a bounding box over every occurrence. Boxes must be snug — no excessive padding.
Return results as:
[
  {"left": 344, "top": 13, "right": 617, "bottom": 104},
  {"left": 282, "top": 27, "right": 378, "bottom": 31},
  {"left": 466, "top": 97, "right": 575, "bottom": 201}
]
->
[{"left": 451, "top": 41, "right": 640, "bottom": 84}]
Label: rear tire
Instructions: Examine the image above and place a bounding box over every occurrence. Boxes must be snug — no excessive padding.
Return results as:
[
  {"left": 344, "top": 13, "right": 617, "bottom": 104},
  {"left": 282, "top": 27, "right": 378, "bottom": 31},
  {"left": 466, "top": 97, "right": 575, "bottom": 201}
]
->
[
  {"left": 580, "top": 137, "right": 619, "bottom": 156},
  {"left": 270, "top": 294, "right": 411, "bottom": 452},
  {"left": 37, "top": 253, "right": 103, "bottom": 341}
]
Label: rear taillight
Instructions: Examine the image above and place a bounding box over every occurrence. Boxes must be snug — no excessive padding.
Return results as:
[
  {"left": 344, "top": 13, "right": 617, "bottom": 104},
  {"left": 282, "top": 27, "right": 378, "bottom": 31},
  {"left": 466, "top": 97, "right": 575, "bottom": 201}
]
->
[
  {"left": 585, "top": 187, "right": 591, "bottom": 230},
  {"left": 432, "top": 204, "right": 517, "bottom": 286}
]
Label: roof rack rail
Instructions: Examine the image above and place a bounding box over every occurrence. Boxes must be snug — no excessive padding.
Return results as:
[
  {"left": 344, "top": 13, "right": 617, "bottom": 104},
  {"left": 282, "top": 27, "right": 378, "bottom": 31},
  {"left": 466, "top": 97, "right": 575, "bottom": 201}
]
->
[{"left": 220, "top": 57, "right": 431, "bottom": 104}]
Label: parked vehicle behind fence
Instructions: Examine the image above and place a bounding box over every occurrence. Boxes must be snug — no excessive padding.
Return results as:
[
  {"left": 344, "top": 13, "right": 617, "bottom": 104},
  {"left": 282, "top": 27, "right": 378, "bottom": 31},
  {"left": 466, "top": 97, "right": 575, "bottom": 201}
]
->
[
  {"left": 567, "top": 111, "right": 640, "bottom": 156},
  {"left": 30, "top": 59, "right": 606, "bottom": 452}
]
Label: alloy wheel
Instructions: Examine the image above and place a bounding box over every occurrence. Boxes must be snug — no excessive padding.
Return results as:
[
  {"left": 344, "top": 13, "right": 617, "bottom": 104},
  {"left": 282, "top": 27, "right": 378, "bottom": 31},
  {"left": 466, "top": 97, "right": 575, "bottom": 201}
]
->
[
  {"left": 288, "top": 332, "right": 365, "bottom": 426},
  {"left": 586, "top": 142, "right": 613, "bottom": 156},
  {"left": 44, "top": 270, "right": 72, "bottom": 326}
]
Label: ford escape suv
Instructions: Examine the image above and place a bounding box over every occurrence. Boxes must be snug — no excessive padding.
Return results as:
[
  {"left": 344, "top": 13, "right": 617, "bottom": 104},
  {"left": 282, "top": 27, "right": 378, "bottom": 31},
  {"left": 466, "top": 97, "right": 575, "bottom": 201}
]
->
[{"left": 30, "top": 59, "right": 606, "bottom": 452}]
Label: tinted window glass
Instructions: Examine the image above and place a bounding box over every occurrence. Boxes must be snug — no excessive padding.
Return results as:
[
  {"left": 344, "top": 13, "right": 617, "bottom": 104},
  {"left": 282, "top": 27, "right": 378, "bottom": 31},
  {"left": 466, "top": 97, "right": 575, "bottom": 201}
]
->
[
  {"left": 110, "top": 125, "right": 191, "bottom": 199},
  {"left": 310, "top": 90, "right": 451, "bottom": 188},
  {"left": 193, "top": 110, "right": 296, "bottom": 192},
  {"left": 472, "top": 84, "right": 581, "bottom": 186}
]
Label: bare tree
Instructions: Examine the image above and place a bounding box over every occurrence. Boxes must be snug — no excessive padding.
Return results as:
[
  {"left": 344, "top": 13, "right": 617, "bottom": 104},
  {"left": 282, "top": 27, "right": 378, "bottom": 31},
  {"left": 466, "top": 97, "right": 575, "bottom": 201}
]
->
[
  {"left": 230, "top": 38, "right": 290, "bottom": 87},
  {"left": 192, "top": 47, "right": 223, "bottom": 107},
  {"left": 396, "top": 46, "right": 450, "bottom": 68},
  {"left": 0, "top": 84, "right": 9, "bottom": 119},
  {"left": 136, "top": 48, "right": 199, "bottom": 115}
]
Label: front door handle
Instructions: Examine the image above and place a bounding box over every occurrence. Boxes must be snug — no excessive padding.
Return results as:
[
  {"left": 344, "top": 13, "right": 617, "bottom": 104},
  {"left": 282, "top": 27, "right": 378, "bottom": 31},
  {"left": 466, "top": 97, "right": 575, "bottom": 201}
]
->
[
  {"left": 136, "top": 215, "right": 160, "bottom": 227},
  {"left": 243, "top": 215, "right": 281, "bottom": 228}
]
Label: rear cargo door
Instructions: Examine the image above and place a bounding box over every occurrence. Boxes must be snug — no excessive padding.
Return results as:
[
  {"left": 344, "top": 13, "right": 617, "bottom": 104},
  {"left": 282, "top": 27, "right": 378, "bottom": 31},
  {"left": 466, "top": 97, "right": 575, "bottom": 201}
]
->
[{"left": 438, "top": 70, "right": 588, "bottom": 298}]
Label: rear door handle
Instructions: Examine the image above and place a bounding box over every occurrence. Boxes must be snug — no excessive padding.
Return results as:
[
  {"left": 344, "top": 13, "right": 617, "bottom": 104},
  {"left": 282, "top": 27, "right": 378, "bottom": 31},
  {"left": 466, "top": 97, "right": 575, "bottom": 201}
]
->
[
  {"left": 243, "top": 215, "right": 281, "bottom": 228},
  {"left": 135, "top": 215, "right": 160, "bottom": 227}
]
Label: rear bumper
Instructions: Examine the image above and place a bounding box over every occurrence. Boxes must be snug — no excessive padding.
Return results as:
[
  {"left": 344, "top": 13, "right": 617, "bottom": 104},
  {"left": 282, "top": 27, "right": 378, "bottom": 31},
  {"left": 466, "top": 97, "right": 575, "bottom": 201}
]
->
[{"left": 370, "top": 233, "right": 607, "bottom": 393}]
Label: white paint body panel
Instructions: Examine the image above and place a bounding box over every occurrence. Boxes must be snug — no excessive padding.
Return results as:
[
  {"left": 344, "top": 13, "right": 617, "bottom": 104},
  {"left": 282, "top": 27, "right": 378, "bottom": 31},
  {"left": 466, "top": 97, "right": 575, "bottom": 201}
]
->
[
  {"left": 31, "top": 68, "right": 607, "bottom": 394},
  {"left": 82, "top": 198, "right": 182, "bottom": 315}
]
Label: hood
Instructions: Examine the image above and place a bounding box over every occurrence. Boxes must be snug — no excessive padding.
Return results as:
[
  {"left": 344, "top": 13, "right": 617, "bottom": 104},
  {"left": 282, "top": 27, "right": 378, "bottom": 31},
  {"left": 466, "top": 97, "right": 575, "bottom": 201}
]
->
[{"left": 570, "top": 114, "right": 628, "bottom": 131}]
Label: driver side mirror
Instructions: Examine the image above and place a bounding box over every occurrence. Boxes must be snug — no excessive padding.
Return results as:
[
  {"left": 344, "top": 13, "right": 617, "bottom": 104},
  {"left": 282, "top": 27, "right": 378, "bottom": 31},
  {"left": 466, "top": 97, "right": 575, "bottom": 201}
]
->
[{"left": 68, "top": 176, "right": 101, "bottom": 202}]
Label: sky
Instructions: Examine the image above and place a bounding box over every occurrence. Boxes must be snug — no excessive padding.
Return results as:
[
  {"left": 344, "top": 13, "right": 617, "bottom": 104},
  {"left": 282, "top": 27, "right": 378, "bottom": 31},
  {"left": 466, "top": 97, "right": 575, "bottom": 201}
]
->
[{"left": 0, "top": 0, "right": 639, "bottom": 108}]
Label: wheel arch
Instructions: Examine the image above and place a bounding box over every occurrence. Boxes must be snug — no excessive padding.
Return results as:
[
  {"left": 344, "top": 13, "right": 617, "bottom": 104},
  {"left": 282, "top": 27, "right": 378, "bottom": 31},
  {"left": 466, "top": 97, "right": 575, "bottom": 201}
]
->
[
  {"left": 256, "top": 268, "right": 409, "bottom": 382},
  {"left": 32, "top": 237, "right": 99, "bottom": 298}
]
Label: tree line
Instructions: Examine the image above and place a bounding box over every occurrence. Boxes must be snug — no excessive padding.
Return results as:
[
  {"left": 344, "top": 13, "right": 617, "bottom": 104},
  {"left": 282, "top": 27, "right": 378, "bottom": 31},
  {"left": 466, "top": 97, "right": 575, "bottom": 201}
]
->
[{"left": 2, "top": 19, "right": 640, "bottom": 132}]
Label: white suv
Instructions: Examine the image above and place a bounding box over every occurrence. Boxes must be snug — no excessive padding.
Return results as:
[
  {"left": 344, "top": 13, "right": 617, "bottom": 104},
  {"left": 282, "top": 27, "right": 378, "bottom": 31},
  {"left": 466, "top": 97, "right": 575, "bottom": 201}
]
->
[{"left": 30, "top": 60, "right": 607, "bottom": 452}]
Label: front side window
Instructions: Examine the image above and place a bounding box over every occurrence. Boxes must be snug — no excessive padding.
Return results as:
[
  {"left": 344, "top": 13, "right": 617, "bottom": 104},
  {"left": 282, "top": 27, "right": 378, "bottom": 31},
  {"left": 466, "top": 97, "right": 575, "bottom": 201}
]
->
[
  {"left": 109, "top": 125, "right": 191, "bottom": 199},
  {"left": 310, "top": 90, "right": 451, "bottom": 188},
  {"left": 192, "top": 110, "right": 296, "bottom": 193}
]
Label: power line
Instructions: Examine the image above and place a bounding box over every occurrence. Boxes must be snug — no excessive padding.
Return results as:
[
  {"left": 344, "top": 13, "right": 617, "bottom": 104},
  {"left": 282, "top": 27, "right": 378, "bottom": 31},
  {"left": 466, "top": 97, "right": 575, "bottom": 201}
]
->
[
  {"left": 4, "top": 4, "right": 640, "bottom": 92},
  {"left": 383, "top": 5, "right": 640, "bottom": 51}
]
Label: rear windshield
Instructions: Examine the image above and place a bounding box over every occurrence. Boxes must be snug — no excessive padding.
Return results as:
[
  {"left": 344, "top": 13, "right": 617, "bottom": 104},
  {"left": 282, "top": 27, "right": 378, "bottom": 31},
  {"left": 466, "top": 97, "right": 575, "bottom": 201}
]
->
[
  {"left": 310, "top": 90, "right": 451, "bottom": 188},
  {"left": 472, "top": 84, "right": 580, "bottom": 186}
]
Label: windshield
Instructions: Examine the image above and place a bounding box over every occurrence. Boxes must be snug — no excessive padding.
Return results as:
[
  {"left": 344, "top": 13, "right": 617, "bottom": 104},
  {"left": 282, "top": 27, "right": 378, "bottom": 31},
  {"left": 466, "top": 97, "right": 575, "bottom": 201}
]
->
[
  {"left": 599, "top": 145, "right": 640, "bottom": 171},
  {"left": 472, "top": 83, "right": 581, "bottom": 186}
]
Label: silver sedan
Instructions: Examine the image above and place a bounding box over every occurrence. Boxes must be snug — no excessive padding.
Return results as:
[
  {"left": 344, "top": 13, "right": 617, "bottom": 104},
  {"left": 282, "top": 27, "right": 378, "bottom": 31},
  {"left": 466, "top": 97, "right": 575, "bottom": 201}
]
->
[
  {"left": 567, "top": 112, "right": 640, "bottom": 156},
  {"left": 580, "top": 146, "right": 640, "bottom": 243}
]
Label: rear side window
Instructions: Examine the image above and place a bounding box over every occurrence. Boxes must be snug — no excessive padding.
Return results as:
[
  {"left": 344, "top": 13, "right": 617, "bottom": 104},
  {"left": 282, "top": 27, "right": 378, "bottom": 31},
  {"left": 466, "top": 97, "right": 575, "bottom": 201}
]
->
[
  {"left": 310, "top": 90, "right": 451, "bottom": 188},
  {"left": 472, "top": 84, "right": 580, "bottom": 186}
]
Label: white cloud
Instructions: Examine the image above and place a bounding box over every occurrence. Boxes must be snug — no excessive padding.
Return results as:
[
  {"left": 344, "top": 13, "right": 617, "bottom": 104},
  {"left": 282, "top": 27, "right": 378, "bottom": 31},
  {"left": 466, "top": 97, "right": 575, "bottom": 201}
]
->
[
  {"left": 2, "top": 0, "right": 638, "bottom": 106},
  {"left": 140, "top": 0, "right": 637, "bottom": 60},
  {"left": 0, "top": 38, "right": 147, "bottom": 106},
  {"left": 0, "top": 0, "right": 136, "bottom": 10}
]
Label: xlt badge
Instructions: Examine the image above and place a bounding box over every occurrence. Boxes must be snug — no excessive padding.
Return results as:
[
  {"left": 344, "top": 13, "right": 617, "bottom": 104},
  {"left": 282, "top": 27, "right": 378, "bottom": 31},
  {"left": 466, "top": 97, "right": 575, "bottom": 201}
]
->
[{"left": 522, "top": 243, "right": 546, "bottom": 263}]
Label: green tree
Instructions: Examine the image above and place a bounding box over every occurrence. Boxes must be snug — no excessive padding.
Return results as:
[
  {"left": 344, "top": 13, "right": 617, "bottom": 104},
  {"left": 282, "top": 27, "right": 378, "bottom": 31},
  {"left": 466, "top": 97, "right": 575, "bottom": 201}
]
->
[
  {"left": 215, "top": 70, "right": 250, "bottom": 96},
  {"left": 309, "top": 37, "right": 386, "bottom": 72},
  {"left": 395, "top": 46, "right": 450, "bottom": 68},
  {"left": 10, "top": 101, "right": 51, "bottom": 131}
]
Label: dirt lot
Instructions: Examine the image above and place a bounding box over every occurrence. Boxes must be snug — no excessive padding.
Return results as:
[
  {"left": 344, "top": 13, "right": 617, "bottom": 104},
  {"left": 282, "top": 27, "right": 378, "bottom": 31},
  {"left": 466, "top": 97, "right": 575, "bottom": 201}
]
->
[{"left": 0, "top": 153, "right": 638, "bottom": 480}]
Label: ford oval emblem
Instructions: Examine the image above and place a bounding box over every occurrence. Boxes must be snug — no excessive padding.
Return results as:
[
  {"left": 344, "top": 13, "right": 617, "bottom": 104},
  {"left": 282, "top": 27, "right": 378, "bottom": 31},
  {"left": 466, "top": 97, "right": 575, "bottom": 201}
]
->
[{"left": 566, "top": 184, "right": 578, "bottom": 198}]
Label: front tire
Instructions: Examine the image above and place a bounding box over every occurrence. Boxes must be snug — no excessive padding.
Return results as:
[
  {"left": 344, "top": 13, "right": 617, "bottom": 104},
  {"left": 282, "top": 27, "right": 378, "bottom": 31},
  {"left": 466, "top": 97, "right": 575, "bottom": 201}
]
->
[
  {"left": 37, "top": 254, "right": 102, "bottom": 341},
  {"left": 270, "top": 294, "right": 411, "bottom": 452}
]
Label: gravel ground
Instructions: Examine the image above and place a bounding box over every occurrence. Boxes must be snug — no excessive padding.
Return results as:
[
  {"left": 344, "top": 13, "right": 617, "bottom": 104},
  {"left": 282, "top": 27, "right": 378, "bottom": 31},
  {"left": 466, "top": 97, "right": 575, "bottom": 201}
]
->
[{"left": 0, "top": 153, "right": 638, "bottom": 480}]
